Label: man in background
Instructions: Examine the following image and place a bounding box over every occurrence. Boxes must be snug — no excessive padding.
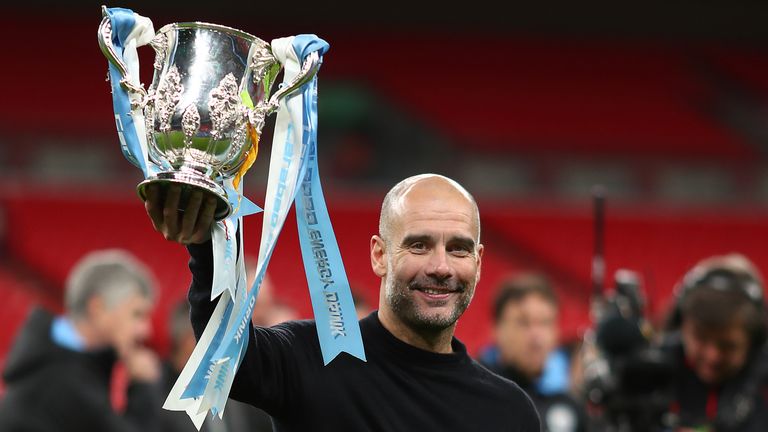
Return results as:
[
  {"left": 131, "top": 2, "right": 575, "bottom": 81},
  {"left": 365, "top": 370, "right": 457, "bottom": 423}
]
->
[
  {"left": 480, "top": 272, "right": 586, "bottom": 432},
  {"left": 661, "top": 253, "right": 768, "bottom": 431},
  {"left": 0, "top": 249, "right": 162, "bottom": 432}
]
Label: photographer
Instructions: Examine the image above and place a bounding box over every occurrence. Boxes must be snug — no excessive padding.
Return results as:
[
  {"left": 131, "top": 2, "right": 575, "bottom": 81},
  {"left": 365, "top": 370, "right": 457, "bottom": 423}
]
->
[{"left": 661, "top": 253, "right": 768, "bottom": 432}]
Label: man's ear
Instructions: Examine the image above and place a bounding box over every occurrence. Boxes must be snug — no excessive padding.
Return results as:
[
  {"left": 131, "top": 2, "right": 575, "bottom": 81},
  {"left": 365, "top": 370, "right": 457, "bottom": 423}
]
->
[
  {"left": 86, "top": 294, "right": 106, "bottom": 319},
  {"left": 370, "top": 235, "right": 387, "bottom": 278},
  {"left": 475, "top": 243, "right": 484, "bottom": 283}
]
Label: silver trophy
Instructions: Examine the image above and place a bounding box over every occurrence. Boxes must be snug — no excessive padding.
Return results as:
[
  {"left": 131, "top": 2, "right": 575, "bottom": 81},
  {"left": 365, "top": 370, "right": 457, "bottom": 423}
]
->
[{"left": 98, "top": 7, "right": 319, "bottom": 220}]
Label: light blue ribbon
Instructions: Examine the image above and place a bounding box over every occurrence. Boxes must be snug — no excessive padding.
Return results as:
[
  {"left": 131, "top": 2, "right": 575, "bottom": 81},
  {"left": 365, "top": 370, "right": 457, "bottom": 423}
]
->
[
  {"left": 225, "top": 183, "right": 263, "bottom": 219},
  {"left": 206, "top": 124, "right": 311, "bottom": 397},
  {"left": 105, "top": 8, "right": 150, "bottom": 177},
  {"left": 181, "top": 297, "right": 236, "bottom": 399},
  {"left": 294, "top": 36, "right": 366, "bottom": 364}
]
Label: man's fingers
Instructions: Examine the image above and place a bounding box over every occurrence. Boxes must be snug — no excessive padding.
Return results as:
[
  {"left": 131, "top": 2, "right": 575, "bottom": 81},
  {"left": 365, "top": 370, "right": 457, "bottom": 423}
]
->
[
  {"left": 144, "top": 184, "right": 164, "bottom": 232},
  {"left": 179, "top": 190, "right": 204, "bottom": 243},
  {"left": 190, "top": 195, "right": 217, "bottom": 244},
  {"left": 163, "top": 184, "right": 182, "bottom": 240},
  {"left": 143, "top": 183, "right": 215, "bottom": 244}
]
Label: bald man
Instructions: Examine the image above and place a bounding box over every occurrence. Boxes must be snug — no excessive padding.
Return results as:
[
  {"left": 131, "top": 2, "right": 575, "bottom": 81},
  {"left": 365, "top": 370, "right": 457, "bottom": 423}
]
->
[{"left": 144, "top": 174, "right": 540, "bottom": 431}]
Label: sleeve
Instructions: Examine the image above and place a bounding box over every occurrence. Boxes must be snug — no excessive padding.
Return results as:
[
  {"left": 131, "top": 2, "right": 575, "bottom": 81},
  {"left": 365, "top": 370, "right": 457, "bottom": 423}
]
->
[
  {"left": 186, "top": 240, "right": 217, "bottom": 340},
  {"left": 186, "top": 240, "right": 312, "bottom": 417}
]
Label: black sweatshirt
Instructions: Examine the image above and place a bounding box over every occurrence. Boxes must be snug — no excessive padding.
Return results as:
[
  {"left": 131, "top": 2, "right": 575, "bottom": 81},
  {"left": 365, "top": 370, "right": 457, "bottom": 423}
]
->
[{"left": 188, "top": 241, "right": 541, "bottom": 431}]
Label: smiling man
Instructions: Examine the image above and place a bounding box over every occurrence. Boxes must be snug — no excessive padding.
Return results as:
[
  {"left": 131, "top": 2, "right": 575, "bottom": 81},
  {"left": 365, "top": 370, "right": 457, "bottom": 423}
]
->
[{"left": 145, "top": 173, "right": 540, "bottom": 431}]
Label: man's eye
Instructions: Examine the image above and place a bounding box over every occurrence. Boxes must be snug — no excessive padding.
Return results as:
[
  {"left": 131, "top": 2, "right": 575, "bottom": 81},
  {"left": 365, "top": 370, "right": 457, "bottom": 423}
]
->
[
  {"left": 448, "top": 245, "right": 471, "bottom": 256},
  {"left": 410, "top": 242, "right": 426, "bottom": 250}
]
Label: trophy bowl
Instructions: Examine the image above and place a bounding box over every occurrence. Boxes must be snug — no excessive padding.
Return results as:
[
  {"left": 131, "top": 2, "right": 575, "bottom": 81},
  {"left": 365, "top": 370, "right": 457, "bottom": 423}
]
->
[{"left": 98, "top": 12, "right": 320, "bottom": 220}]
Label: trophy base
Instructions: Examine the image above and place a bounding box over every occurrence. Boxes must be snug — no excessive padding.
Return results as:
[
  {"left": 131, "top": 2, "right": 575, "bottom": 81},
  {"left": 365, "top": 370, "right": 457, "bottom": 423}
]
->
[{"left": 137, "top": 172, "right": 232, "bottom": 222}]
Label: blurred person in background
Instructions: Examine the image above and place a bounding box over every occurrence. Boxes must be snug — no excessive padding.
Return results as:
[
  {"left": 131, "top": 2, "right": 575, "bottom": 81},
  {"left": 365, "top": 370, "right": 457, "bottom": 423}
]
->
[
  {"left": 351, "top": 285, "right": 374, "bottom": 320},
  {"left": 247, "top": 268, "right": 299, "bottom": 327},
  {"left": 660, "top": 253, "right": 768, "bottom": 432},
  {"left": 161, "top": 300, "right": 273, "bottom": 432},
  {"left": 480, "top": 272, "right": 586, "bottom": 432},
  {"left": 0, "top": 249, "right": 162, "bottom": 432}
]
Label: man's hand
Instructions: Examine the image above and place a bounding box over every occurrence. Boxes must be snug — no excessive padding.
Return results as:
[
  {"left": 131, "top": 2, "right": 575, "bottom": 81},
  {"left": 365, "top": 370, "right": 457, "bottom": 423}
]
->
[
  {"left": 121, "top": 346, "right": 161, "bottom": 383},
  {"left": 144, "top": 183, "right": 217, "bottom": 244}
]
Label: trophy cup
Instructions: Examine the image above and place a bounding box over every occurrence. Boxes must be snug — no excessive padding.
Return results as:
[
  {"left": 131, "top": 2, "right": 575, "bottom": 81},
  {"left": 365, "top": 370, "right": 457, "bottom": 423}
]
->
[{"left": 98, "top": 7, "right": 320, "bottom": 220}]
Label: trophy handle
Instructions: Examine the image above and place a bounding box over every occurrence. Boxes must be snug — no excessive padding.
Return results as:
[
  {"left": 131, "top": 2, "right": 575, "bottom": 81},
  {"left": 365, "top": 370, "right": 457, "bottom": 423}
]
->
[
  {"left": 268, "top": 51, "right": 321, "bottom": 108},
  {"left": 97, "top": 6, "right": 147, "bottom": 98},
  {"left": 248, "top": 51, "right": 320, "bottom": 131}
]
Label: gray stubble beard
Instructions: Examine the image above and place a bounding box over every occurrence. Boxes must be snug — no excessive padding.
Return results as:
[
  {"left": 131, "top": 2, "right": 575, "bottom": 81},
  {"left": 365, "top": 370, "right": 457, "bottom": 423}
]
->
[{"left": 383, "top": 258, "right": 474, "bottom": 333}]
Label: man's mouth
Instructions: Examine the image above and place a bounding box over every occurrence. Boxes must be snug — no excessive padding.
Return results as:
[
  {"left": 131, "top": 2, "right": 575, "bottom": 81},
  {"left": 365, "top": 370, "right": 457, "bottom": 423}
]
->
[
  {"left": 411, "top": 285, "right": 462, "bottom": 301},
  {"left": 416, "top": 289, "right": 452, "bottom": 301},
  {"left": 420, "top": 287, "right": 451, "bottom": 295}
]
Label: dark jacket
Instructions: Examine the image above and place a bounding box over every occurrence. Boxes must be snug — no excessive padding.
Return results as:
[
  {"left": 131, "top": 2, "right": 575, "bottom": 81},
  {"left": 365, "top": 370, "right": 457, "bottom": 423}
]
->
[
  {"left": 0, "top": 308, "right": 161, "bottom": 432},
  {"left": 664, "top": 333, "right": 768, "bottom": 432}
]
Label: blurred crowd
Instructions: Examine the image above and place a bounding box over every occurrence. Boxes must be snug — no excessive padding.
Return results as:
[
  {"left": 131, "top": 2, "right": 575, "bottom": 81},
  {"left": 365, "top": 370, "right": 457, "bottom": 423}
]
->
[{"left": 0, "top": 241, "right": 765, "bottom": 431}]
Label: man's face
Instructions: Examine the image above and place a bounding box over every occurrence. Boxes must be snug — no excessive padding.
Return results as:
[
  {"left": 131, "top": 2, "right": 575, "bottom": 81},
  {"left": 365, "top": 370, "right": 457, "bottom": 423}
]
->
[
  {"left": 377, "top": 184, "right": 483, "bottom": 332},
  {"left": 496, "top": 294, "right": 559, "bottom": 378},
  {"left": 681, "top": 318, "right": 750, "bottom": 385},
  {"left": 92, "top": 291, "right": 154, "bottom": 355}
]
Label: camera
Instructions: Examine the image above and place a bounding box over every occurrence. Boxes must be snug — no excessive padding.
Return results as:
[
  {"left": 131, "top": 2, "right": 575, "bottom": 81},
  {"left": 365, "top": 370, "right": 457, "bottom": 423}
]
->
[{"left": 581, "top": 270, "right": 677, "bottom": 432}]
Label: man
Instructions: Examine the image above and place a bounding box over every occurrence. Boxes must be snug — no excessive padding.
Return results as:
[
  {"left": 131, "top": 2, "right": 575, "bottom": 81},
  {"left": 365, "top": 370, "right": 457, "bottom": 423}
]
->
[
  {"left": 144, "top": 174, "right": 540, "bottom": 431},
  {"left": 0, "top": 249, "right": 162, "bottom": 432},
  {"left": 481, "top": 273, "right": 586, "bottom": 432},
  {"left": 662, "top": 253, "right": 768, "bottom": 432}
]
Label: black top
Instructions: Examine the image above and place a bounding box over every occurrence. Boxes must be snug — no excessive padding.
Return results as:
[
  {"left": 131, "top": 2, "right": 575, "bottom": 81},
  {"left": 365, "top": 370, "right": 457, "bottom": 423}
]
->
[
  {"left": 188, "top": 241, "right": 541, "bottom": 432},
  {"left": 0, "top": 308, "right": 161, "bottom": 432}
]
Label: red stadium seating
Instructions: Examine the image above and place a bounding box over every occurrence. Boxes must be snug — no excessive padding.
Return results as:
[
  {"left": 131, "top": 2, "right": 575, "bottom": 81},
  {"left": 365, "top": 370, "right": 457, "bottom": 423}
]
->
[{"left": 0, "top": 14, "right": 760, "bottom": 163}]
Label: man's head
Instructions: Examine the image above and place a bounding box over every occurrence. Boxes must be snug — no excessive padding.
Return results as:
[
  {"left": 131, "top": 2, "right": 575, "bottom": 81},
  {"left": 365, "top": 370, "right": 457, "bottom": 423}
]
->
[
  {"left": 65, "top": 249, "right": 156, "bottom": 354},
  {"left": 493, "top": 273, "right": 560, "bottom": 378},
  {"left": 677, "top": 253, "right": 766, "bottom": 385},
  {"left": 370, "top": 174, "right": 483, "bottom": 336}
]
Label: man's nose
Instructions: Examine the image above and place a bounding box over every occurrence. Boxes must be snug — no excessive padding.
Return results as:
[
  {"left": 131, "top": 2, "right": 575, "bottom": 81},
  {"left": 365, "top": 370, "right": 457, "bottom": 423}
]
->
[
  {"left": 426, "top": 247, "right": 452, "bottom": 280},
  {"left": 139, "top": 319, "right": 153, "bottom": 339},
  {"left": 702, "top": 342, "right": 722, "bottom": 364}
]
